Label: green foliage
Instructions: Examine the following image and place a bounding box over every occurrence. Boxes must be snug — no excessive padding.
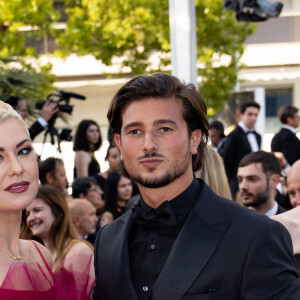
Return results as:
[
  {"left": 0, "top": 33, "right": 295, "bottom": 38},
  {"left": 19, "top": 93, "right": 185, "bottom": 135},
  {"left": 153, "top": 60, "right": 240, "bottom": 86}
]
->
[
  {"left": 0, "top": 0, "right": 256, "bottom": 115},
  {"left": 0, "top": 57, "right": 55, "bottom": 109},
  {"left": 0, "top": 0, "right": 59, "bottom": 57},
  {"left": 54, "top": 0, "right": 170, "bottom": 74}
]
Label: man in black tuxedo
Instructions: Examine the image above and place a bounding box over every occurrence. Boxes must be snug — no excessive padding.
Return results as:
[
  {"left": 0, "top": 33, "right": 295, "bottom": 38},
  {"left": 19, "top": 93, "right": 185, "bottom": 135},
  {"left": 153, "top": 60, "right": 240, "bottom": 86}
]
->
[
  {"left": 237, "top": 150, "right": 286, "bottom": 216},
  {"left": 93, "top": 74, "right": 300, "bottom": 300},
  {"left": 271, "top": 105, "right": 300, "bottom": 166},
  {"left": 222, "top": 101, "right": 261, "bottom": 199}
]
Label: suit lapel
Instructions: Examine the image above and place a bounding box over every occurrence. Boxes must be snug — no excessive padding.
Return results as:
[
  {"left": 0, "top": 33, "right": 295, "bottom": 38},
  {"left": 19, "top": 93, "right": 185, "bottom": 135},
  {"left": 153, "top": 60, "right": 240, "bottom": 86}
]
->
[
  {"left": 152, "top": 183, "right": 230, "bottom": 300},
  {"left": 108, "top": 213, "right": 139, "bottom": 300},
  {"left": 237, "top": 126, "right": 252, "bottom": 152}
]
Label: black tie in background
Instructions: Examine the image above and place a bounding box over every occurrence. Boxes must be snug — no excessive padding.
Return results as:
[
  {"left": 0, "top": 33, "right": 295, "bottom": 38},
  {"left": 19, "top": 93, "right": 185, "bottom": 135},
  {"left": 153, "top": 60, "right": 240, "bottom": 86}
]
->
[{"left": 132, "top": 201, "right": 177, "bottom": 235}]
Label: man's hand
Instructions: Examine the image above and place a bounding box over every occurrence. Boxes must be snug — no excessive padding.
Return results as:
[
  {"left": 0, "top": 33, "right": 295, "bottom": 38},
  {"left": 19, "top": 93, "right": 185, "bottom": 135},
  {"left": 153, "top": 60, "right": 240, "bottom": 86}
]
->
[{"left": 39, "top": 101, "right": 59, "bottom": 122}]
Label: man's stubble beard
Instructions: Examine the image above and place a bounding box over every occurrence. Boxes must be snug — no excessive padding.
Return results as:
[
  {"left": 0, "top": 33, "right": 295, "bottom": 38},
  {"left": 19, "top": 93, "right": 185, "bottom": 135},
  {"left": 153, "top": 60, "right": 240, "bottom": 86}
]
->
[
  {"left": 243, "top": 181, "right": 270, "bottom": 208},
  {"left": 127, "top": 146, "right": 192, "bottom": 189}
]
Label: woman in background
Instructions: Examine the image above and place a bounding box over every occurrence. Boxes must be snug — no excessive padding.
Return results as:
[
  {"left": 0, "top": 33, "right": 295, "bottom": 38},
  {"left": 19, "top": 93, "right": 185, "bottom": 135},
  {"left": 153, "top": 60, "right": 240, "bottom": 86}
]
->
[
  {"left": 105, "top": 171, "right": 133, "bottom": 219},
  {"left": 23, "top": 185, "right": 95, "bottom": 299},
  {"left": 73, "top": 120, "right": 102, "bottom": 178},
  {"left": 94, "top": 143, "right": 121, "bottom": 195},
  {"left": 0, "top": 100, "right": 59, "bottom": 298}
]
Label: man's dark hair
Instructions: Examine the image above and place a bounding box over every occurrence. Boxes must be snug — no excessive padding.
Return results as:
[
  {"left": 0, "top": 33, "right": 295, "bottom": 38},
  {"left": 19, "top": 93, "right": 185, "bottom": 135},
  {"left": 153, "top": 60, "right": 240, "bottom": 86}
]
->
[
  {"left": 39, "top": 157, "right": 64, "bottom": 184},
  {"left": 107, "top": 73, "right": 209, "bottom": 172},
  {"left": 238, "top": 151, "right": 281, "bottom": 176},
  {"left": 73, "top": 119, "right": 102, "bottom": 152},
  {"left": 240, "top": 101, "right": 260, "bottom": 114},
  {"left": 72, "top": 176, "right": 98, "bottom": 198},
  {"left": 209, "top": 120, "right": 225, "bottom": 138},
  {"left": 6, "top": 96, "right": 21, "bottom": 110},
  {"left": 277, "top": 105, "right": 298, "bottom": 124}
]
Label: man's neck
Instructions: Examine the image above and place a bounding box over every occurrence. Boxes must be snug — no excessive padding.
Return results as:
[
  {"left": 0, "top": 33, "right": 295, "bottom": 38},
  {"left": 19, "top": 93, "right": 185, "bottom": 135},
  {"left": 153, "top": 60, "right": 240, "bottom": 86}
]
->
[
  {"left": 251, "top": 199, "right": 276, "bottom": 215},
  {"left": 138, "top": 173, "right": 194, "bottom": 209}
]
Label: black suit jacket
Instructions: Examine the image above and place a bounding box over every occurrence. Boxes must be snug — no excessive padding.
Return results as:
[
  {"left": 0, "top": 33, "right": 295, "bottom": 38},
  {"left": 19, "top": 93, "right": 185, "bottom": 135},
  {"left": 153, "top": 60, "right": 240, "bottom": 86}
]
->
[
  {"left": 29, "top": 120, "right": 45, "bottom": 140},
  {"left": 222, "top": 125, "right": 261, "bottom": 181},
  {"left": 271, "top": 128, "right": 300, "bottom": 166},
  {"left": 93, "top": 180, "right": 300, "bottom": 300}
]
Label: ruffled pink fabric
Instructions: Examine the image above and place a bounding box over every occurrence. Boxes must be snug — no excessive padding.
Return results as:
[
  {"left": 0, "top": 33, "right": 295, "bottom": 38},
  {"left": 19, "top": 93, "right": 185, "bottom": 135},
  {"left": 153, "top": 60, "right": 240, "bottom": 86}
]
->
[
  {"left": 0, "top": 260, "right": 59, "bottom": 299},
  {"left": 0, "top": 254, "right": 96, "bottom": 299},
  {"left": 54, "top": 253, "right": 96, "bottom": 300}
]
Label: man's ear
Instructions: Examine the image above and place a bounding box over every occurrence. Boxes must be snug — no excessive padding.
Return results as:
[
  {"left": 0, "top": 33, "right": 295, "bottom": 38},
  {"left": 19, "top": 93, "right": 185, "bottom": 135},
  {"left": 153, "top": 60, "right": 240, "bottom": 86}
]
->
[
  {"left": 114, "top": 134, "right": 121, "bottom": 150},
  {"left": 45, "top": 172, "right": 54, "bottom": 185},
  {"left": 73, "top": 215, "right": 81, "bottom": 227},
  {"left": 190, "top": 130, "right": 202, "bottom": 155},
  {"left": 270, "top": 174, "right": 280, "bottom": 188},
  {"left": 79, "top": 193, "right": 86, "bottom": 199}
]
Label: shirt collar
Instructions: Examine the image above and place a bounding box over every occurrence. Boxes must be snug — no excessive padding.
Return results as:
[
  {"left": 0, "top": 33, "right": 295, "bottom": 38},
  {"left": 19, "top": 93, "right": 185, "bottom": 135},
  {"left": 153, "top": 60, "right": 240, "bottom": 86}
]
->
[
  {"left": 282, "top": 124, "right": 296, "bottom": 134},
  {"left": 265, "top": 201, "right": 278, "bottom": 217},
  {"left": 140, "top": 177, "right": 201, "bottom": 226},
  {"left": 238, "top": 121, "right": 254, "bottom": 133}
]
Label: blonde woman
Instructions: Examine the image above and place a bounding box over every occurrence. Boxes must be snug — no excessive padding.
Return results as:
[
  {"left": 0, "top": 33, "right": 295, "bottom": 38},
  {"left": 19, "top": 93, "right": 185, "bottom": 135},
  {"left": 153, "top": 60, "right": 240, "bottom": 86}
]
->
[
  {"left": 0, "top": 100, "right": 59, "bottom": 298},
  {"left": 195, "top": 144, "right": 232, "bottom": 200}
]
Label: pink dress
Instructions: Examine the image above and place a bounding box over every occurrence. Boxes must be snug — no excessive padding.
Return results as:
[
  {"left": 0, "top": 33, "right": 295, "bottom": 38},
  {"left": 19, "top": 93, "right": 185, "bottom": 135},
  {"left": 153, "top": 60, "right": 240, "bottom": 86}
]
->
[{"left": 0, "top": 241, "right": 96, "bottom": 300}]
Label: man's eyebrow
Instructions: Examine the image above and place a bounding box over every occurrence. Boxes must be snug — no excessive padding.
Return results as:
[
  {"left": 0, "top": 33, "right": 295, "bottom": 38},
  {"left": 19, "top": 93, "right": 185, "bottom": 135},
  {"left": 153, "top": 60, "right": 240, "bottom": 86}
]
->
[
  {"left": 0, "top": 139, "right": 31, "bottom": 152},
  {"left": 123, "top": 122, "right": 143, "bottom": 131},
  {"left": 153, "top": 119, "right": 177, "bottom": 126}
]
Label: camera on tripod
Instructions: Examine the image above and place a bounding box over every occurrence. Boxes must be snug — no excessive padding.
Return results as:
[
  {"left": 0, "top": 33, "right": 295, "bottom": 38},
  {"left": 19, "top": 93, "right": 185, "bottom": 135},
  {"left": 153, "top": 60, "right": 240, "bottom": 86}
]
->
[
  {"left": 35, "top": 99, "right": 73, "bottom": 115},
  {"left": 36, "top": 89, "right": 85, "bottom": 153}
]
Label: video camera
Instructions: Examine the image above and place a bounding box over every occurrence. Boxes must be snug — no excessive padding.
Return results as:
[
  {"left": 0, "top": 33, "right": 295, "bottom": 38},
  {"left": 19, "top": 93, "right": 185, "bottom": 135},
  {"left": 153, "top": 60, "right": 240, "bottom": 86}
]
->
[
  {"left": 35, "top": 90, "right": 86, "bottom": 115},
  {"left": 37, "top": 90, "right": 85, "bottom": 152}
]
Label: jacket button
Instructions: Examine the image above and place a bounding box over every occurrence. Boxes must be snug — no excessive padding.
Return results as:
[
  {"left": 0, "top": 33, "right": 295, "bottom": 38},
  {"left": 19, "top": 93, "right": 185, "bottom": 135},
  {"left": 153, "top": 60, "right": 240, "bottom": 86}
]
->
[
  {"left": 142, "top": 286, "right": 149, "bottom": 292},
  {"left": 149, "top": 244, "right": 155, "bottom": 250}
]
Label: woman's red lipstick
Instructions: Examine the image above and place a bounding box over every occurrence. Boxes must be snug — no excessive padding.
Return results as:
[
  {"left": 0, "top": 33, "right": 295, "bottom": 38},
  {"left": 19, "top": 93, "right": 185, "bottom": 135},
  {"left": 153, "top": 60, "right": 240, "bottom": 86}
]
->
[{"left": 5, "top": 181, "right": 30, "bottom": 193}]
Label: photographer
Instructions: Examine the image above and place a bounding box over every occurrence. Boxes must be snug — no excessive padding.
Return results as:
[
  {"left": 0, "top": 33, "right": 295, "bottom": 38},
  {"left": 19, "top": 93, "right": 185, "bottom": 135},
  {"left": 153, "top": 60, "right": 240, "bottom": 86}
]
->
[{"left": 6, "top": 96, "right": 59, "bottom": 140}]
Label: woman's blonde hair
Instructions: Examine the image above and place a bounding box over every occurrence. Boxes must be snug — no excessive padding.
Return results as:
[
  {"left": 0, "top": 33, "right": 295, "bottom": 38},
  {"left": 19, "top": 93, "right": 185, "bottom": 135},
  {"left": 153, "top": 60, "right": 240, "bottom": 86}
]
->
[
  {"left": 0, "top": 100, "right": 29, "bottom": 136},
  {"left": 195, "top": 144, "right": 232, "bottom": 200}
]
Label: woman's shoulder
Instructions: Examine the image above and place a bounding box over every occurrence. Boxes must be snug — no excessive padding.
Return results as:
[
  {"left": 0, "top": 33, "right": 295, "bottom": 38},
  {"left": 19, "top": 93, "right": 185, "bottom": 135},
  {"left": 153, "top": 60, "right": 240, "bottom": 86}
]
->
[
  {"left": 75, "top": 150, "right": 91, "bottom": 158},
  {"left": 65, "top": 239, "right": 93, "bottom": 259},
  {"left": 21, "top": 239, "right": 53, "bottom": 268}
]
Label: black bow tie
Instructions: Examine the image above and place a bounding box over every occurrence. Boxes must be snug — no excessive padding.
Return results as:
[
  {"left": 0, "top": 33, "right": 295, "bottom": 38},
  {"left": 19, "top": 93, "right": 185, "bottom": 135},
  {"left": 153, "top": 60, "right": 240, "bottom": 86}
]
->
[
  {"left": 245, "top": 130, "right": 256, "bottom": 135},
  {"left": 132, "top": 200, "right": 177, "bottom": 234}
]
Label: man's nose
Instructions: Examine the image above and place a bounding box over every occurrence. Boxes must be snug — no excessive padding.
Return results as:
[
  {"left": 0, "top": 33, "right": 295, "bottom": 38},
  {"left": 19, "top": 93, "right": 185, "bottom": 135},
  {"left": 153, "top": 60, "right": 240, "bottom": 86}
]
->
[{"left": 143, "top": 132, "right": 158, "bottom": 153}]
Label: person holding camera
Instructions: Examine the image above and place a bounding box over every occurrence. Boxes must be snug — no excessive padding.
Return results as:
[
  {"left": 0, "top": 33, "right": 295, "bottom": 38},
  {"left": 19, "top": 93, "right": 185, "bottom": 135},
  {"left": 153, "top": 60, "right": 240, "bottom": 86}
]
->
[{"left": 6, "top": 96, "right": 59, "bottom": 140}]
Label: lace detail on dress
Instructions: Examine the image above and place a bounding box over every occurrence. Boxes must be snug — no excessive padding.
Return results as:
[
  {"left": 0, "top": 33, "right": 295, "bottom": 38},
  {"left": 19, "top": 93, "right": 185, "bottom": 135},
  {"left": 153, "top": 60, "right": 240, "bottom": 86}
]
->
[
  {"left": 0, "top": 261, "right": 59, "bottom": 299},
  {"left": 0, "top": 242, "right": 96, "bottom": 300},
  {"left": 54, "top": 253, "right": 96, "bottom": 300}
]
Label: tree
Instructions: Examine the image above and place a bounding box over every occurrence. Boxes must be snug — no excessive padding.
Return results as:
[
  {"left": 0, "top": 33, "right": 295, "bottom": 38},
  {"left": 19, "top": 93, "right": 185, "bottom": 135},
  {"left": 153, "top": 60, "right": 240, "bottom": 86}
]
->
[
  {"left": 0, "top": 58, "right": 55, "bottom": 105},
  {"left": 0, "top": 0, "right": 256, "bottom": 115}
]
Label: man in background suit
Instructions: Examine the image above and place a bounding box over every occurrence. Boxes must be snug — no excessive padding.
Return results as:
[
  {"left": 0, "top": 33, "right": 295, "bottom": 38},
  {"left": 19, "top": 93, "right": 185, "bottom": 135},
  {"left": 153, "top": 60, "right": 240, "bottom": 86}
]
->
[
  {"left": 93, "top": 73, "right": 300, "bottom": 300},
  {"left": 208, "top": 120, "right": 227, "bottom": 156},
  {"left": 271, "top": 105, "right": 300, "bottom": 166},
  {"left": 237, "top": 150, "right": 285, "bottom": 216},
  {"left": 222, "top": 101, "right": 261, "bottom": 199}
]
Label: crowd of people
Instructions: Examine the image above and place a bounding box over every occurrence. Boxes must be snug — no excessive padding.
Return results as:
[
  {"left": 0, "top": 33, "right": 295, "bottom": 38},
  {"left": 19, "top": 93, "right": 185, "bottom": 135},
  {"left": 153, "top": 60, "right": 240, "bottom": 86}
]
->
[{"left": 1, "top": 72, "right": 300, "bottom": 299}]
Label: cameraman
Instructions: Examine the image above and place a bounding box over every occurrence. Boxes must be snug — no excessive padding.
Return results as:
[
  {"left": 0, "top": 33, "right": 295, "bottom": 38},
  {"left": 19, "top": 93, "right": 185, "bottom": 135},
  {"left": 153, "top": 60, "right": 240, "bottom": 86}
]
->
[{"left": 6, "top": 96, "right": 59, "bottom": 140}]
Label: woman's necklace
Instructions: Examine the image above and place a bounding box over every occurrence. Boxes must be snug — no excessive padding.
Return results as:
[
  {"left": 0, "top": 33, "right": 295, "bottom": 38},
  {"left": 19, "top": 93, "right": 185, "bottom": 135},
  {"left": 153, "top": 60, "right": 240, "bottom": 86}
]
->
[{"left": 0, "top": 247, "right": 23, "bottom": 260}]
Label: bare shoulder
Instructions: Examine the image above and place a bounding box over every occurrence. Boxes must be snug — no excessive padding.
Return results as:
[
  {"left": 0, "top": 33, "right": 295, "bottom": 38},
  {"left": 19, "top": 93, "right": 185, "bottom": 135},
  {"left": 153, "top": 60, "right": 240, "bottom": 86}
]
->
[
  {"left": 75, "top": 150, "right": 91, "bottom": 160},
  {"left": 21, "top": 239, "right": 53, "bottom": 268},
  {"left": 66, "top": 240, "right": 93, "bottom": 259}
]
